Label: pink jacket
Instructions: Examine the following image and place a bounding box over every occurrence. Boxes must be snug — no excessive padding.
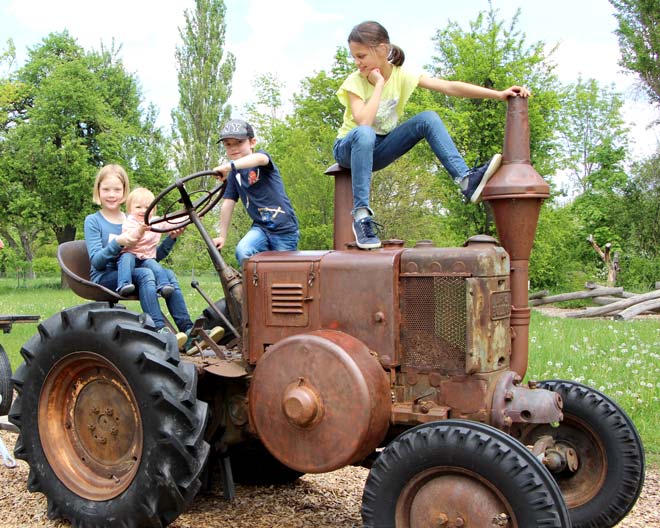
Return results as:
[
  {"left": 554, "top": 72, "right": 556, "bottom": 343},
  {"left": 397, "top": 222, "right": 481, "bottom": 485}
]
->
[{"left": 121, "top": 214, "right": 162, "bottom": 260}]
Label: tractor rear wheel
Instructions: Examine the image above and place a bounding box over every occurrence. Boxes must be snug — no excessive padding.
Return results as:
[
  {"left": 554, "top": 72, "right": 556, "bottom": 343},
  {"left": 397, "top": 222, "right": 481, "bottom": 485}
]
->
[
  {"left": 9, "top": 302, "right": 209, "bottom": 528},
  {"left": 0, "top": 344, "right": 12, "bottom": 416},
  {"left": 362, "top": 420, "right": 570, "bottom": 528},
  {"left": 518, "top": 380, "right": 645, "bottom": 528}
]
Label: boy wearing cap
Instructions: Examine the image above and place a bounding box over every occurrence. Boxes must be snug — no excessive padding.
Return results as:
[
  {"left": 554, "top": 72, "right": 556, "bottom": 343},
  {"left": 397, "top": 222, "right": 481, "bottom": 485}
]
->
[{"left": 212, "top": 119, "right": 299, "bottom": 263}]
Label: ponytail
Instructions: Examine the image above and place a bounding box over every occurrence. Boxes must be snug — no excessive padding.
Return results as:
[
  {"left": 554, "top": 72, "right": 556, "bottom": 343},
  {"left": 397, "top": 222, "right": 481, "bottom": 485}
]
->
[{"left": 388, "top": 44, "right": 405, "bottom": 66}]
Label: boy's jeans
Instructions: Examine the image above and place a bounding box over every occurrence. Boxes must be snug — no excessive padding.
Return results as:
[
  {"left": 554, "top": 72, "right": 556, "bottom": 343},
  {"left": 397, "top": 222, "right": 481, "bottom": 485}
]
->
[
  {"left": 333, "top": 110, "right": 469, "bottom": 214},
  {"left": 235, "top": 227, "right": 299, "bottom": 263}
]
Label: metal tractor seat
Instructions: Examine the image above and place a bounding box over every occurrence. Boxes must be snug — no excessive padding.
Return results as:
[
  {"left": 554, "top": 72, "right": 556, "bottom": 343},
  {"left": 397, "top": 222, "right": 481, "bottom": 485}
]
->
[{"left": 57, "top": 240, "right": 138, "bottom": 303}]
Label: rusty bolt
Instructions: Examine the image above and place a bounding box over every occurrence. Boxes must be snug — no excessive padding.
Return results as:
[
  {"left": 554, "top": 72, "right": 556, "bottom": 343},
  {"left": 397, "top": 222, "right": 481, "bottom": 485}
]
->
[
  {"left": 528, "top": 380, "right": 538, "bottom": 389},
  {"left": 420, "top": 402, "right": 431, "bottom": 414},
  {"left": 91, "top": 406, "right": 99, "bottom": 414},
  {"left": 111, "top": 427, "right": 119, "bottom": 436},
  {"left": 513, "top": 375, "right": 522, "bottom": 385},
  {"left": 437, "top": 512, "right": 448, "bottom": 526},
  {"left": 374, "top": 311, "right": 386, "bottom": 323},
  {"left": 454, "top": 518, "right": 465, "bottom": 527},
  {"left": 88, "top": 424, "right": 96, "bottom": 432},
  {"left": 106, "top": 408, "right": 114, "bottom": 416},
  {"left": 504, "top": 390, "right": 514, "bottom": 401},
  {"left": 503, "top": 416, "right": 513, "bottom": 427},
  {"left": 98, "top": 437, "right": 107, "bottom": 445}
]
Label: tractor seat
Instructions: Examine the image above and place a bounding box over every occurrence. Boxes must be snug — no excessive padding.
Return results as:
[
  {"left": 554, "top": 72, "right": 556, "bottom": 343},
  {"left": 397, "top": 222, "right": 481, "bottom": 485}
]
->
[{"left": 57, "top": 240, "right": 138, "bottom": 303}]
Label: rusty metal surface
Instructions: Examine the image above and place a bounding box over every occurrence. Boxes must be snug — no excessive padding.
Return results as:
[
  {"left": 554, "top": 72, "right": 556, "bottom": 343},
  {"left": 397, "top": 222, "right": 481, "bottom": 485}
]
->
[
  {"left": 519, "top": 415, "right": 607, "bottom": 511},
  {"left": 395, "top": 467, "right": 517, "bottom": 528},
  {"left": 319, "top": 250, "right": 403, "bottom": 368},
  {"left": 248, "top": 330, "right": 390, "bottom": 473},
  {"left": 482, "top": 97, "right": 550, "bottom": 378},
  {"left": 324, "top": 164, "right": 354, "bottom": 250},
  {"left": 244, "top": 252, "right": 328, "bottom": 364},
  {"left": 399, "top": 238, "right": 511, "bottom": 375},
  {"left": 491, "top": 371, "right": 563, "bottom": 429},
  {"left": 38, "top": 352, "right": 142, "bottom": 501}
]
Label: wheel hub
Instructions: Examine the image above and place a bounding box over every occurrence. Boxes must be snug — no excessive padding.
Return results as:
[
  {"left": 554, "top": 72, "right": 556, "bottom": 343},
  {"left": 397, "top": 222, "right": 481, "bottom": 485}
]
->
[{"left": 39, "top": 352, "right": 143, "bottom": 500}]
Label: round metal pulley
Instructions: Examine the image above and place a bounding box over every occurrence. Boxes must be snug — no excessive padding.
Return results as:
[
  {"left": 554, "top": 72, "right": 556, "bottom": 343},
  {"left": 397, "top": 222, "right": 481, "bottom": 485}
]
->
[{"left": 248, "top": 330, "right": 390, "bottom": 473}]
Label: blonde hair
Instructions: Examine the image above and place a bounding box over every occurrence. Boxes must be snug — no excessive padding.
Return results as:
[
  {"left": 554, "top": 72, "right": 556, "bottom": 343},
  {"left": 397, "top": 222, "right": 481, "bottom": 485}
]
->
[
  {"left": 126, "top": 187, "right": 156, "bottom": 215},
  {"left": 92, "top": 164, "right": 130, "bottom": 205}
]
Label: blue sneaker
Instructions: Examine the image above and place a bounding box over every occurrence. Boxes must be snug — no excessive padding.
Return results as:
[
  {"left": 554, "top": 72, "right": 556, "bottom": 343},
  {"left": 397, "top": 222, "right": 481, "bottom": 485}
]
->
[
  {"left": 460, "top": 154, "right": 502, "bottom": 203},
  {"left": 352, "top": 216, "right": 383, "bottom": 250}
]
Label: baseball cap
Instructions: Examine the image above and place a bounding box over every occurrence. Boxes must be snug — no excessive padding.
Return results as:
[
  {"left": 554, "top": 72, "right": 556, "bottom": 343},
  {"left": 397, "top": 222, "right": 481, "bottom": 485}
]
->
[{"left": 219, "top": 119, "right": 255, "bottom": 141}]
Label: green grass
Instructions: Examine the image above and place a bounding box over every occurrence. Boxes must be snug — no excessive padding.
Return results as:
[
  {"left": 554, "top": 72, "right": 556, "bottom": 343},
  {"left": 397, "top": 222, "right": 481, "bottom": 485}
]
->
[
  {"left": 527, "top": 311, "right": 660, "bottom": 465},
  {"left": 0, "top": 273, "right": 225, "bottom": 366},
  {"left": 2, "top": 277, "right": 658, "bottom": 465}
]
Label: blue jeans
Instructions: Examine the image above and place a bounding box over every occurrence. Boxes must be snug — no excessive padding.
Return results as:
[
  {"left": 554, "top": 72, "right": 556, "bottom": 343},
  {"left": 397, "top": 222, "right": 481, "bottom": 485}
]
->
[
  {"left": 333, "top": 110, "right": 469, "bottom": 214},
  {"left": 97, "top": 267, "right": 193, "bottom": 332},
  {"left": 117, "top": 253, "right": 171, "bottom": 293},
  {"left": 235, "top": 227, "right": 299, "bottom": 263}
]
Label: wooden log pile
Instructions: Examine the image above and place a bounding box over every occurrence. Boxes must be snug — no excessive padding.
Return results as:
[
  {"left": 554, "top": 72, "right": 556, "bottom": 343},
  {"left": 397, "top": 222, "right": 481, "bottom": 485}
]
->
[{"left": 529, "top": 282, "right": 660, "bottom": 320}]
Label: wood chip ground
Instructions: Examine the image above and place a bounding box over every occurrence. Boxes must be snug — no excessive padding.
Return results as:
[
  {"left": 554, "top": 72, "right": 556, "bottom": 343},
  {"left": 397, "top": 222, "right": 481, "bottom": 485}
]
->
[{"left": 0, "top": 430, "right": 657, "bottom": 527}]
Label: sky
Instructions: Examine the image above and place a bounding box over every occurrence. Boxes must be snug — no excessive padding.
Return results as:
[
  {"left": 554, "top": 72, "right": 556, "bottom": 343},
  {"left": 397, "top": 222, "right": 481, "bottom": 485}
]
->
[{"left": 1, "top": 0, "right": 658, "bottom": 158}]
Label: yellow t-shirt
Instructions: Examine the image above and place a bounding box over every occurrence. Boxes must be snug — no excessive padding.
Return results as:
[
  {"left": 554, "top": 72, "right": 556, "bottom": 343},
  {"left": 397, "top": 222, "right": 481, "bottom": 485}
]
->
[{"left": 336, "top": 66, "right": 421, "bottom": 138}]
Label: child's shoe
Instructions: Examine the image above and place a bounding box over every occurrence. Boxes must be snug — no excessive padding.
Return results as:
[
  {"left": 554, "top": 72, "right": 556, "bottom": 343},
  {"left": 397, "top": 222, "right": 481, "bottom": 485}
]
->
[
  {"left": 352, "top": 216, "right": 383, "bottom": 250},
  {"left": 460, "top": 153, "right": 502, "bottom": 203},
  {"left": 118, "top": 283, "right": 136, "bottom": 296}
]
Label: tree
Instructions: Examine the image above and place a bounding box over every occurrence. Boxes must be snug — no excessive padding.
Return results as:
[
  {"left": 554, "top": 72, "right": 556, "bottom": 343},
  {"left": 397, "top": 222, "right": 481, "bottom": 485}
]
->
[
  {"left": 401, "top": 5, "right": 562, "bottom": 240},
  {"left": 171, "top": 0, "right": 235, "bottom": 176},
  {"left": 558, "top": 78, "right": 629, "bottom": 194},
  {"left": 0, "top": 32, "right": 171, "bottom": 275},
  {"left": 610, "top": 0, "right": 660, "bottom": 106}
]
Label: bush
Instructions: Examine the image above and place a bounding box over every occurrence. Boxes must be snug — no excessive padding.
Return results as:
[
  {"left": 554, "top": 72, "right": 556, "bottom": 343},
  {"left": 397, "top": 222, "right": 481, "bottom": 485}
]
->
[{"left": 32, "top": 256, "right": 60, "bottom": 276}]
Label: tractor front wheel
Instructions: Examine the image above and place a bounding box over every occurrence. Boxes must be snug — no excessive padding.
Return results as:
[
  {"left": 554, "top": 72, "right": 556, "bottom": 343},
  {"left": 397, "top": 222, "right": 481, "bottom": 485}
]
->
[
  {"left": 362, "top": 420, "right": 570, "bottom": 528},
  {"left": 518, "top": 380, "right": 645, "bottom": 528}
]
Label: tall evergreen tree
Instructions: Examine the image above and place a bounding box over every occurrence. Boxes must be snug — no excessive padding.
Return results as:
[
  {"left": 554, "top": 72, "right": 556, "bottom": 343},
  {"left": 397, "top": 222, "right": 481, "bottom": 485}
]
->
[{"left": 171, "top": 0, "right": 235, "bottom": 176}]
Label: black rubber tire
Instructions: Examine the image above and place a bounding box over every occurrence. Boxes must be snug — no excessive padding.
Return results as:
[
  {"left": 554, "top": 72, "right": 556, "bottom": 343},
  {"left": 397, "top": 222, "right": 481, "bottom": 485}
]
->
[
  {"left": 228, "top": 440, "right": 304, "bottom": 485},
  {"left": 0, "top": 343, "right": 12, "bottom": 416},
  {"left": 362, "top": 419, "right": 571, "bottom": 528},
  {"left": 9, "top": 302, "right": 209, "bottom": 528},
  {"left": 520, "top": 380, "right": 645, "bottom": 528}
]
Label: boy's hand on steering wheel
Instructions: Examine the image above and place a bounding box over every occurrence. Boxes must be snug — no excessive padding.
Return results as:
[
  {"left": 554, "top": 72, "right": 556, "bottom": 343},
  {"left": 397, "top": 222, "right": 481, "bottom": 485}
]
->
[{"left": 213, "top": 163, "right": 232, "bottom": 181}]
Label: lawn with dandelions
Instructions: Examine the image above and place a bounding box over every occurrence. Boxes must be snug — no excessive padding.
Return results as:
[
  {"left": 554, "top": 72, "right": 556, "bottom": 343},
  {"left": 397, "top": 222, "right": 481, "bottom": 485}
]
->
[{"left": 527, "top": 311, "right": 660, "bottom": 463}]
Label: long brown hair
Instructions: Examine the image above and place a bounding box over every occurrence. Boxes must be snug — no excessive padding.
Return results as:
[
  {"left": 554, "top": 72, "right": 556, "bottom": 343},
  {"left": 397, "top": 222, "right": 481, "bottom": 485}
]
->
[{"left": 347, "top": 20, "right": 405, "bottom": 66}]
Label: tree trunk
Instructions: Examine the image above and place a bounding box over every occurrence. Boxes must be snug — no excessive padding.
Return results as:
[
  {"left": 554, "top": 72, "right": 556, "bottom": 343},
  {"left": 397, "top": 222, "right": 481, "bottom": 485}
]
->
[
  {"left": 566, "top": 289, "right": 660, "bottom": 318},
  {"left": 529, "top": 287, "right": 623, "bottom": 306}
]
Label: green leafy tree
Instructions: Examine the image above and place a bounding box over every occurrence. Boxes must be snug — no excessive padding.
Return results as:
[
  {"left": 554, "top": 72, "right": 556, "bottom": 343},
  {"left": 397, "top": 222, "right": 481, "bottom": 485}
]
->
[
  {"left": 610, "top": 0, "right": 660, "bottom": 106},
  {"left": 0, "top": 32, "right": 170, "bottom": 275},
  {"left": 171, "top": 0, "right": 235, "bottom": 175},
  {"left": 558, "top": 78, "right": 629, "bottom": 194},
  {"left": 403, "top": 6, "right": 561, "bottom": 240}
]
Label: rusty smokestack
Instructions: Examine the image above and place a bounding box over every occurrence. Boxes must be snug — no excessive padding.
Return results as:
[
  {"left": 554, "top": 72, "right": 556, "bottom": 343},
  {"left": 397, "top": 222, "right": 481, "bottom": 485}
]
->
[
  {"left": 482, "top": 96, "right": 550, "bottom": 377},
  {"left": 325, "top": 164, "right": 355, "bottom": 250}
]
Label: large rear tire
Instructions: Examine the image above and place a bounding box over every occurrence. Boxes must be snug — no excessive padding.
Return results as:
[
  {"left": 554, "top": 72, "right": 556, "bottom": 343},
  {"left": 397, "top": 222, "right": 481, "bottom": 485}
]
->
[
  {"left": 362, "top": 420, "right": 571, "bottom": 528},
  {"left": 9, "top": 302, "right": 209, "bottom": 528},
  {"left": 519, "top": 380, "right": 645, "bottom": 528},
  {"left": 0, "top": 343, "right": 12, "bottom": 416}
]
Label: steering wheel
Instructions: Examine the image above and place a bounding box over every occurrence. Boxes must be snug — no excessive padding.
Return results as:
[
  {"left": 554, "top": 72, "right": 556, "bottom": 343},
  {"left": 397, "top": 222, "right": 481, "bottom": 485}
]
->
[{"left": 145, "top": 170, "right": 226, "bottom": 233}]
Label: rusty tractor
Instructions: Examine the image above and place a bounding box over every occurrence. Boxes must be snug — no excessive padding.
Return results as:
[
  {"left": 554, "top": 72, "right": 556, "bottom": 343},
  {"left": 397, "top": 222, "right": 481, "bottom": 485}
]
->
[{"left": 9, "top": 97, "right": 644, "bottom": 528}]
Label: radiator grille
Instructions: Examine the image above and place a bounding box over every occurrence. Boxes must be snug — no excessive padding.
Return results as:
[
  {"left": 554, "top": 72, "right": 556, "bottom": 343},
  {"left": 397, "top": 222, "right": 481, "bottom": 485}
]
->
[{"left": 401, "top": 276, "right": 467, "bottom": 371}]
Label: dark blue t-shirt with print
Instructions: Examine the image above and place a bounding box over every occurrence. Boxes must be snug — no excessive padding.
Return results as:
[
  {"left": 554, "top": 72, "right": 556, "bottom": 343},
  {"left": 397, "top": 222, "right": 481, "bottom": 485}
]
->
[{"left": 223, "top": 150, "right": 298, "bottom": 234}]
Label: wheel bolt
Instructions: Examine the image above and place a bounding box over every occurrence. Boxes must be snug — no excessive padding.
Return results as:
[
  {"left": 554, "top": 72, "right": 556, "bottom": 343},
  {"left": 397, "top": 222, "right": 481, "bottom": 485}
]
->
[
  {"left": 454, "top": 518, "right": 465, "bottom": 527},
  {"left": 437, "top": 512, "right": 448, "bottom": 526}
]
